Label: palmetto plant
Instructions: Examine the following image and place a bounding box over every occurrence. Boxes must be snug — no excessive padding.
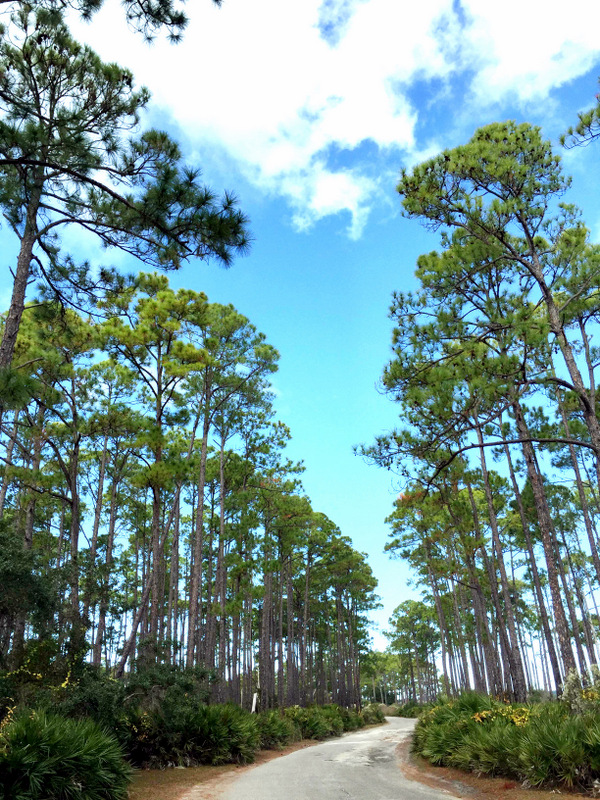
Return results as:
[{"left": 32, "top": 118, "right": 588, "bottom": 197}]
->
[
  {"left": 0, "top": 710, "right": 131, "bottom": 800},
  {"left": 414, "top": 694, "right": 600, "bottom": 792},
  {"left": 256, "top": 710, "right": 299, "bottom": 749}
]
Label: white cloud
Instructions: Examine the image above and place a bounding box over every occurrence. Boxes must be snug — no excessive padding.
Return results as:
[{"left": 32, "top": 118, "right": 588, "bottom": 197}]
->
[
  {"left": 461, "top": 0, "right": 600, "bottom": 104},
  {"left": 285, "top": 164, "right": 377, "bottom": 238},
  {"left": 69, "top": 0, "right": 600, "bottom": 236},
  {"left": 70, "top": 0, "right": 454, "bottom": 235}
]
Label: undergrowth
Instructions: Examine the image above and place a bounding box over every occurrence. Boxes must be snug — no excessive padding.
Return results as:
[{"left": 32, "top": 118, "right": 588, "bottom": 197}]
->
[
  {"left": 0, "top": 663, "right": 386, "bottom": 794},
  {"left": 413, "top": 687, "right": 600, "bottom": 793},
  {"left": 0, "top": 710, "right": 132, "bottom": 800}
]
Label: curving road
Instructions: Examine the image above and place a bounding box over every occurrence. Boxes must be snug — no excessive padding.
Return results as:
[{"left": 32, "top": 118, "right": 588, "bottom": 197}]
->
[{"left": 220, "top": 717, "right": 460, "bottom": 800}]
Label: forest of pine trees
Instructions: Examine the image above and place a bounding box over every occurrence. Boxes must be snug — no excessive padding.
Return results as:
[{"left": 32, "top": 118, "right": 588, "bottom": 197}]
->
[
  {"left": 364, "top": 120, "right": 600, "bottom": 704},
  {"left": 0, "top": 1, "right": 378, "bottom": 712},
  {"left": 0, "top": 276, "right": 378, "bottom": 708},
  {"left": 5, "top": 0, "right": 600, "bottom": 726}
]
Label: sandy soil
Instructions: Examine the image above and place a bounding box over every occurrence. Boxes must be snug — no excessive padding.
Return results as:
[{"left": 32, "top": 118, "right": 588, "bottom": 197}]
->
[{"left": 128, "top": 740, "right": 320, "bottom": 800}]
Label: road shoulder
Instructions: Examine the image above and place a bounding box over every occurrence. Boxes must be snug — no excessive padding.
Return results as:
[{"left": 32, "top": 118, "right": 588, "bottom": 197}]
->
[{"left": 179, "top": 740, "right": 322, "bottom": 800}]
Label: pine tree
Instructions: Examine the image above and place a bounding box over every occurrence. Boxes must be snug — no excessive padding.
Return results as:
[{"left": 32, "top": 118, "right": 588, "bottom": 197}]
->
[{"left": 0, "top": 6, "right": 248, "bottom": 372}]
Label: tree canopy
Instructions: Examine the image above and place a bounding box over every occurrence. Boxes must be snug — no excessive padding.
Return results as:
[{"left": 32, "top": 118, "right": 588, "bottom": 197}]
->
[{"left": 0, "top": 5, "right": 249, "bottom": 373}]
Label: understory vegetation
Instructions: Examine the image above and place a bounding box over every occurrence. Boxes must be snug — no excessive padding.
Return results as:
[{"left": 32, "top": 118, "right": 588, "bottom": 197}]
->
[
  {"left": 0, "top": 662, "right": 385, "bottom": 798},
  {"left": 392, "top": 700, "right": 429, "bottom": 718},
  {"left": 413, "top": 686, "right": 600, "bottom": 793}
]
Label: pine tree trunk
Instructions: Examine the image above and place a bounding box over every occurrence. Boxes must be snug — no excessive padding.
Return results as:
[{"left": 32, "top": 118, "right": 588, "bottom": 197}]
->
[
  {"left": 425, "top": 552, "right": 452, "bottom": 696},
  {"left": 277, "top": 567, "right": 285, "bottom": 708},
  {"left": 115, "top": 412, "right": 201, "bottom": 679},
  {"left": 82, "top": 434, "right": 108, "bottom": 625},
  {"left": 66, "top": 376, "right": 83, "bottom": 661},
  {"left": 260, "top": 515, "right": 274, "bottom": 710},
  {"left": 511, "top": 400, "right": 576, "bottom": 680},
  {"left": 301, "top": 548, "right": 311, "bottom": 705},
  {"left": 501, "top": 431, "right": 563, "bottom": 691},
  {"left": 463, "top": 496, "right": 503, "bottom": 693},
  {"left": 93, "top": 478, "right": 119, "bottom": 666},
  {"left": 556, "top": 390, "right": 600, "bottom": 586},
  {"left": 167, "top": 493, "right": 180, "bottom": 666},
  {"left": 449, "top": 574, "right": 470, "bottom": 690},
  {"left": 0, "top": 410, "right": 20, "bottom": 518},
  {"left": 565, "top": 525, "right": 599, "bottom": 666},
  {"left": 286, "top": 559, "right": 296, "bottom": 705},
  {"left": 217, "top": 436, "right": 228, "bottom": 701},
  {"left": 551, "top": 528, "right": 588, "bottom": 677},
  {"left": 10, "top": 407, "right": 44, "bottom": 668},
  {"left": 527, "top": 249, "right": 600, "bottom": 491},
  {"left": 187, "top": 401, "right": 211, "bottom": 668},
  {"left": 0, "top": 176, "right": 43, "bottom": 369},
  {"left": 476, "top": 426, "right": 527, "bottom": 701}
]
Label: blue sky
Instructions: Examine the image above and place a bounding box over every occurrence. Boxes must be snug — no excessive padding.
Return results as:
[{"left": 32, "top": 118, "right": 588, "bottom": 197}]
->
[{"left": 58, "top": 0, "right": 600, "bottom": 646}]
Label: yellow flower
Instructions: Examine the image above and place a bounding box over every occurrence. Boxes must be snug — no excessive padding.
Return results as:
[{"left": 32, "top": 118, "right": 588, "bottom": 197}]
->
[
  {"left": 0, "top": 705, "right": 16, "bottom": 734},
  {"left": 581, "top": 689, "right": 600, "bottom": 702}
]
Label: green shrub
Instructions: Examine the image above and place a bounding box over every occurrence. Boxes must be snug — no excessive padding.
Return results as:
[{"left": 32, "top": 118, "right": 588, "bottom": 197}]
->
[
  {"left": 284, "top": 705, "right": 333, "bottom": 739},
  {"left": 518, "top": 706, "right": 587, "bottom": 789},
  {"left": 582, "top": 716, "right": 600, "bottom": 775},
  {"left": 335, "top": 705, "right": 364, "bottom": 730},
  {"left": 449, "top": 717, "right": 521, "bottom": 777},
  {"left": 413, "top": 694, "right": 512, "bottom": 768},
  {"left": 394, "top": 700, "right": 432, "bottom": 718},
  {"left": 123, "top": 664, "right": 212, "bottom": 714},
  {"left": 320, "top": 705, "right": 345, "bottom": 735},
  {"left": 257, "top": 710, "right": 299, "bottom": 749},
  {"left": 123, "top": 705, "right": 187, "bottom": 767},
  {"left": 450, "top": 692, "right": 496, "bottom": 715},
  {"left": 37, "top": 664, "right": 217, "bottom": 766},
  {"left": 394, "top": 700, "right": 420, "bottom": 718},
  {"left": 418, "top": 715, "right": 473, "bottom": 765},
  {"left": 50, "top": 666, "right": 126, "bottom": 737},
  {"left": 180, "top": 704, "right": 231, "bottom": 766},
  {"left": 0, "top": 710, "right": 131, "bottom": 800},
  {"left": 412, "top": 693, "right": 600, "bottom": 792},
  {"left": 361, "top": 703, "right": 385, "bottom": 724},
  {"left": 124, "top": 702, "right": 259, "bottom": 768},
  {"left": 219, "top": 704, "right": 260, "bottom": 763}
]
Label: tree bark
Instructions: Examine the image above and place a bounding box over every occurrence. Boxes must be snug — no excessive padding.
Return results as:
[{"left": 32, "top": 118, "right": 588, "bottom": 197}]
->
[{"left": 511, "top": 399, "right": 576, "bottom": 679}]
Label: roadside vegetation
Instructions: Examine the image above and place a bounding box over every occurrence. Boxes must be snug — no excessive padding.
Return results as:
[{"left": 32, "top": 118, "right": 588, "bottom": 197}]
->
[
  {"left": 413, "top": 680, "right": 600, "bottom": 794},
  {"left": 0, "top": 662, "right": 385, "bottom": 798},
  {"left": 1, "top": 704, "right": 385, "bottom": 799},
  {"left": 392, "top": 700, "right": 430, "bottom": 718}
]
